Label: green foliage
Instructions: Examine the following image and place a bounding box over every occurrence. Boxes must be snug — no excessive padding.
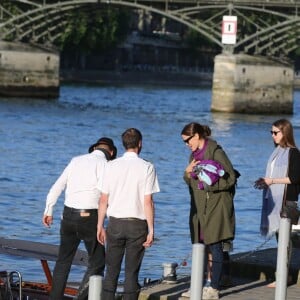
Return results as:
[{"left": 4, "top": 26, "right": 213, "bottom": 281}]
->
[
  {"left": 184, "top": 29, "right": 215, "bottom": 53},
  {"left": 1, "top": 1, "right": 21, "bottom": 40},
  {"left": 56, "top": 7, "right": 130, "bottom": 54},
  {"left": 295, "top": 48, "right": 300, "bottom": 56}
]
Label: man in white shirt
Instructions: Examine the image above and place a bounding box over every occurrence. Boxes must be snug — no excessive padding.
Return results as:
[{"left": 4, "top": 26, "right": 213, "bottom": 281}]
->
[
  {"left": 97, "top": 128, "right": 160, "bottom": 300},
  {"left": 43, "top": 137, "right": 117, "bottom": 300}
]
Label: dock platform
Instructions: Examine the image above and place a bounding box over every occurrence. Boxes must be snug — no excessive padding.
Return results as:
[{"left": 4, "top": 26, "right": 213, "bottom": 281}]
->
[{"left": 138, "top": 247, "right": 300, "bottom": 299}]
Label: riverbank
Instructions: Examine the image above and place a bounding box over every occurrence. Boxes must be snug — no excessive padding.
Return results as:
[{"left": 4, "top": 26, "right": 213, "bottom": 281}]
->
[
  {"left": 60, "top": 69, "right": 213, "bottom": 88},
  {"left": 60, "top": 69, "right": 300, "bottom": 89},
  {"left": 295, "top": 75, "right": 300, "bottom": 88}
]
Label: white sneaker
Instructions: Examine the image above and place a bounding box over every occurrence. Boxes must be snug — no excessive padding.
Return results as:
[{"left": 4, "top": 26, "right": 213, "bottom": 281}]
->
[
  {"left": 181, "top": 289, "right": 190, "bottom": 297},
  {"left": 202, "top": 286, "right": 219, "bottom": 299}
]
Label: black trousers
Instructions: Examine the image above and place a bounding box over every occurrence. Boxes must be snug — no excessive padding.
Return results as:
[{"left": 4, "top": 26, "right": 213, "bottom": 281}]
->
[
  {"left": 102, "top": 217, "right": 148, "bottom": 300},
  {"left": 49, "top": 206, "right": 105, "bottom": 300}
]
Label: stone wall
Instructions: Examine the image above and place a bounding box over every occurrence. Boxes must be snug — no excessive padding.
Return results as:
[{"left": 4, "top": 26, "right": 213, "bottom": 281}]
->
[
  {"left": 0, "top": 41, "right": 60, "bottom": 97},
  {"left": 211, "top": 54, "right": 294, "bottom": 114}
]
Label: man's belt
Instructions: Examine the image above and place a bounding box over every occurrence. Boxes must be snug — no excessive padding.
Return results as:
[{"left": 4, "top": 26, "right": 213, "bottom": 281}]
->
[
  {"left": 109, "top": 216, "right": 145, "bottom": 221},
  {"left": 64, "top": 206, "right": 97, "bottom": 217}
]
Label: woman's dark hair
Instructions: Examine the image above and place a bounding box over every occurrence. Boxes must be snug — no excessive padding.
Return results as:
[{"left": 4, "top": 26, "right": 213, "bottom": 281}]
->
[
  {"left": 122, "top": 128, "right": 142, "bottom": 149},
  {"left": 273, "top": 119, "right": 296, "bottom": 148},
  {"left": 181, "top": 122, "right": 211, "bottom": 139}
]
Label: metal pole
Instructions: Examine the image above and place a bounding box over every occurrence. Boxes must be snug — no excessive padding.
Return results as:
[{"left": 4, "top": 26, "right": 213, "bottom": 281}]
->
[
  {"left": 274, "top": 217, "right": 291, "bottom": 300},
  {"left": 88, "top": 275, "right": 102, "bottom": 300},
  {"left": 190, "top": 243, "right": 205, "bottom": 300}
]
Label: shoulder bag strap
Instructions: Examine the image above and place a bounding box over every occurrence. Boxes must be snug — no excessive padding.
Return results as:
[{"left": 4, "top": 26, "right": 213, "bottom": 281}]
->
[{"left": 281, "top": 149, "right": 290, "bottom": 209}]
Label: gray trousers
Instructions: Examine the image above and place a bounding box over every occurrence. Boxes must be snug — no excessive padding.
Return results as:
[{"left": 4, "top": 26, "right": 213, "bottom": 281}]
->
[{"left": 102, "top": 217, "right": 148, "bottom": 300}]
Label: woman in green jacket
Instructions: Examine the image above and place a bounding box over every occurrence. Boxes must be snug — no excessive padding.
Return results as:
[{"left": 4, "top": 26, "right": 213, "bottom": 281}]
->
[{"left": 181, "top": 122, "right": 236, "bottom": 300}]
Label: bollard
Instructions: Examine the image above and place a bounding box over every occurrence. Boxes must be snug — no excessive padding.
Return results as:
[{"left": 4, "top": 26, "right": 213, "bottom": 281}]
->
[
  {"left": 190, "top": 243, "right": 205, "bottom": 300},
  {"left": 88, "top": 275, "right": 102, "bottom": 300},
  {"left": 275, "top": 217, "right": 291, "bottom": 300},
  {"left": 162, "top": 262, "right": 178, "bottom": 283}
]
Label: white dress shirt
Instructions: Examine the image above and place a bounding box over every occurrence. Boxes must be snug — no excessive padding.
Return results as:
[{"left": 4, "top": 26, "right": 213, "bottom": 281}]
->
[
  {"left": 44, "top": 150, "right": 107, "bottom": 216},
  {"left": 101, "top": 152, "right": 160, "bottom": 220}
]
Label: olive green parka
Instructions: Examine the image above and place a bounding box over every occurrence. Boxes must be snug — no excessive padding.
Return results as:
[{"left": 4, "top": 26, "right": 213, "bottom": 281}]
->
[{"left": 184, "top": 139, "right": 236, "bottom": 245}]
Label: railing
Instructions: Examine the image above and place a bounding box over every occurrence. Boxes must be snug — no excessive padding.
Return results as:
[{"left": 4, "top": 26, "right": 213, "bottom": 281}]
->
[
  {"left": 1, "top": 0, "right": 300, "bottom": 56},
  {"left": 11, "top": 0, "right": 300, "bottom": 6}
]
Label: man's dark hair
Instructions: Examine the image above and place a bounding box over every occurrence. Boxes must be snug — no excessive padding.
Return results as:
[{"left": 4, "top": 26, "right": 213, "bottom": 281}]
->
[{"left": 122, "top": 128, "right": 142, "bottom": 149}]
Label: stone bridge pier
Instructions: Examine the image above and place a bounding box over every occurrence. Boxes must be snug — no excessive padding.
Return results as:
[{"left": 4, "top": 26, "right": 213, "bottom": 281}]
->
[
  {"left": 0, "top": 41, "right": 296, "bottom": 115},
  {"left": 0, "top": 41, "right": 59, "bottom": 98},
  {"left": 211, "top": 53, "right": 294, "bottom": 114}
]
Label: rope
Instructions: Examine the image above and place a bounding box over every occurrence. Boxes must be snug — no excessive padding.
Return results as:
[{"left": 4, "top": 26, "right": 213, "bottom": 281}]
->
[
  {"left": 231, "top": 235, "right": 274, "bottom": 262},
  {"left": 175, "top": 251, "right": 192, "bottom": 271},
  {"left": 152, "top": 235, "right": 274, "bottom": 282}
]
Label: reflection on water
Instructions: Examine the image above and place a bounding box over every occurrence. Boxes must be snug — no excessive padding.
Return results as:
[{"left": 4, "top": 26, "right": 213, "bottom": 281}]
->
[{"left": 0, "top": 85, "right": 300, "bottom": 283}]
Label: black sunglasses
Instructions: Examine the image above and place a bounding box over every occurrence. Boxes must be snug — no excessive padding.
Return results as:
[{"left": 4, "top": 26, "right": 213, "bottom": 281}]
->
[
  {"left": 270, "top": 130, "right": 280, "bottom": 136},
  {"left": 183, "top": 135, "right": 194, "bottom": 144}
]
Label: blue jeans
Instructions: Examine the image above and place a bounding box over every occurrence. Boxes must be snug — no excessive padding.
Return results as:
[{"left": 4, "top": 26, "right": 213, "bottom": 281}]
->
[
  {"left": 49, "top": 206, "right": 105, "bottom": 300},
  {"left": 102, "top": 217, "right": 148, "bottom": 300},
  {"left": 207, "top": 242, "right": 223, "bottom": 290}
]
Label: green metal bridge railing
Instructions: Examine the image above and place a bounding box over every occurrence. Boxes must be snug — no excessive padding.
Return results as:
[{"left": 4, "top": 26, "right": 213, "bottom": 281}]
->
[{"left": 0, "top": 0, "right": 299, "bottom": 56}]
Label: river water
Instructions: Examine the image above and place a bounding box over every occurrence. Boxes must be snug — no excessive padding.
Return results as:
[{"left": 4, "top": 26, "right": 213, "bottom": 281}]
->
[{"left": 1, "top": 83, "right": 300, "bottom": 284}]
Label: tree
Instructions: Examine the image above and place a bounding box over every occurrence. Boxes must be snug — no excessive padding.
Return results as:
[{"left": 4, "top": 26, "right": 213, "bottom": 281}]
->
[{"left": 56, "top": 7, "right": 131, "bottom": 54}]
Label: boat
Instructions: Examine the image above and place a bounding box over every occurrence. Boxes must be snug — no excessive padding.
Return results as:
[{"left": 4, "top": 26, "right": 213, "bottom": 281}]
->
[
  {"left": 0, "top": 235, "right": 182, "bottom": 300},
  {"left": 0, "top": 237, "right": 87, "bottom": 299},
  {"left": 0, "top": 237, "right": 159, "bottom": 300}
]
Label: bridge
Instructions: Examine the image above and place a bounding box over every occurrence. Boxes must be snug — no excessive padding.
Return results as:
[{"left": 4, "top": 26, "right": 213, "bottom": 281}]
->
[
  {"left": 0, "top": 0, "right": 299, "bottom": 113},
  {"left": 0, "top": 0, "right": 299, "bottom": 56}
]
